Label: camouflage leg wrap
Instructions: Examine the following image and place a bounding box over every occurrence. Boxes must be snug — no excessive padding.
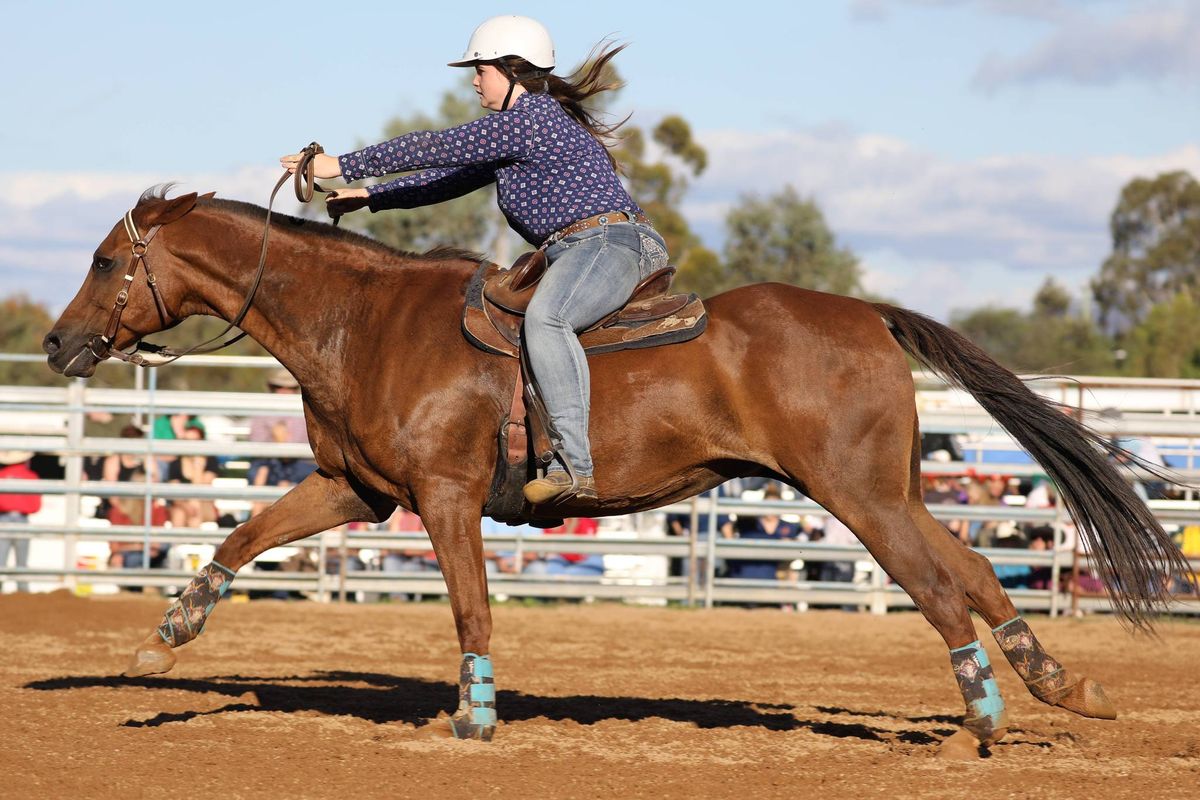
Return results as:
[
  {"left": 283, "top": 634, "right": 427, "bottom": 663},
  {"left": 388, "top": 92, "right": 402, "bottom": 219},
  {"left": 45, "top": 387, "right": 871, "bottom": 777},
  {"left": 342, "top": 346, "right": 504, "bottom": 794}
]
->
[
  {"left": 156, "top": 561, "right": 236, "bottom": 648},
  {"left": 449, "top": 653, "right": 496, "bottom": 741},
  {"left": 949, "top": 640, "right": 1008, "bottom": 745},
  {"left": 991, "top": 616, "right": 1074, "bottom": 704}
]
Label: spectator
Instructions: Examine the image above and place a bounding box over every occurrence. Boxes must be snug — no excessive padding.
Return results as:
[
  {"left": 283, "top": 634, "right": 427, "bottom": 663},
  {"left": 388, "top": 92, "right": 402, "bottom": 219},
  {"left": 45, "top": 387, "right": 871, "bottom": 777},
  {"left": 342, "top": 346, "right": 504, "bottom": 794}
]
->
[
  {"left": 97, "top": 424, "right": 156, "bottom": 520},
  {"left": 990, "top": 532, "right": 1032, "bottom": 589},
  {"left": 525, "top": 517, "right": 605, "bottom": 577},
  {"left": 150, "top": 412, "right": 203, "bottom": 481},
  {"left": 106, "top": 470, "right": 171, "bottom": 592},
  {"left": 166, "top": 420, "right": 221, "bottom": 528},
  {"left": 922, "top": 469, "right": 967, "bottom": 543},
  {"left": 815, "top": 515, "right": 858, "bottom": 584},
  {"left": 726, "top": 485, "right": 796, "bottom": 581},
  {"left": 964, "top": 474, "right": 1019, "bottom": 548},
  {"left": 379, "top": 509, "right": 438, "bottom": 600},
  {"left": 0, "top": 450, "right": 41, "bottom": 592},
  {"left": 248, "top": 369, "right": 315, "bottom": 515},
  {"left": 1100, "top": 407, "right": 1167, "bottom": 500},
  {"left": 666, "top": 482, "right": 735, "bottom": 581},
  {"left": 1026, "top": 528, "right": 1055, "bottom": 591}
]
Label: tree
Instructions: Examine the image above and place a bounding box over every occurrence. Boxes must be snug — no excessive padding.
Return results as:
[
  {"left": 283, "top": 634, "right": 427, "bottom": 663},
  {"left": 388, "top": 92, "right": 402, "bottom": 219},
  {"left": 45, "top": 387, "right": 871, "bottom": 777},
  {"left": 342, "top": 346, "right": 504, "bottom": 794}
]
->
[
  {"left": 951, "top": 306, "right": 1030, "bottom": 368},
  {"left": 1092, "top": 170, "right": 1200, "bottom": 332},
  {"left": 952, "top": 278, "right": 1115, "bottom": 374},
  {"left": 0, "top": 295, "right": 57, "bottom": 386},
  {"left": 1121, "top": 292, "right": 1200, "bottom": 378},
  {"left": 689, "top": 185, "right": 861, "bottom": 297},
  {"left": 612, "top": 115, "right": 716, "bottom": 284}
]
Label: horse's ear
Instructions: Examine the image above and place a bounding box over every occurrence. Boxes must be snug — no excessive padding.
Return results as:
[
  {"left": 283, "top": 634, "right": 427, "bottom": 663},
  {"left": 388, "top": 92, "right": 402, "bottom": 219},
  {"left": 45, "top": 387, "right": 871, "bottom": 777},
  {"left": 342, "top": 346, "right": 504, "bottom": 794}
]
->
[
  {"left": 143, "top": 192, "right": 199, "bottom": 227},
  {"left": 199, "top": 191, "right": 216, "bottom": 200}
]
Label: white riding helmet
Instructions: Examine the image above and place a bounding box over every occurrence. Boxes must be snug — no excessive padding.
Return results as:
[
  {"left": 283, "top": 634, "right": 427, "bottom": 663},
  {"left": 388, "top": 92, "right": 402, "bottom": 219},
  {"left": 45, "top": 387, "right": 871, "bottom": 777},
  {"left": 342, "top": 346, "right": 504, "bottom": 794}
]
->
[{"left": 448, "top": 15, "right": 555, "bottom": 70}]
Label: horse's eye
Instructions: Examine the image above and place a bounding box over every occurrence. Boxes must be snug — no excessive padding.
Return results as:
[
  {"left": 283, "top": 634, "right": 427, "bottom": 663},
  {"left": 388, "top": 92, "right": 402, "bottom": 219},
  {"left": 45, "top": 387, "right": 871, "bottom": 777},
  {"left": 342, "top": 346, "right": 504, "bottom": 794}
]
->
[{"left": 92, "top": 255, "right": 114, "bottom": 272}]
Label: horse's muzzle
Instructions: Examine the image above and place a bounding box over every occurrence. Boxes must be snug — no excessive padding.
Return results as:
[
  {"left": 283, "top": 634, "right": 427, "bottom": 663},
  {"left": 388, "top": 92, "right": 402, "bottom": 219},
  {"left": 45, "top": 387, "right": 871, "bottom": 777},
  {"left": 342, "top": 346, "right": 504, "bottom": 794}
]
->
[{"left": 44, "top": 330, "right": 102, "bottom": 377}]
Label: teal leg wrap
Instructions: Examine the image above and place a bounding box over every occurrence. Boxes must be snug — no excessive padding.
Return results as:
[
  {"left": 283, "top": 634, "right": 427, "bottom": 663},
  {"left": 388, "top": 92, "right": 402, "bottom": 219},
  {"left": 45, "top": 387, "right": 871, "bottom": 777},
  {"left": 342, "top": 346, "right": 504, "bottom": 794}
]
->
[
  {"left": 949, "top": 640, "right": 1008, "bottom": 744},
  {"left": 449, "top": 653, "right": 497, "bottom": 741}
]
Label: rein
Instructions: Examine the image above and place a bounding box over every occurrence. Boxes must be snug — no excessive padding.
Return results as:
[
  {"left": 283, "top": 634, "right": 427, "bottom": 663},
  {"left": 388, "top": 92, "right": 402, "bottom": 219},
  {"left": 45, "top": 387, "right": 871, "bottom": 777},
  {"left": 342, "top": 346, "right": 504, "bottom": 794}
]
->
[{"left": 89, "top": 142, "right": 338, "bottom": 367}]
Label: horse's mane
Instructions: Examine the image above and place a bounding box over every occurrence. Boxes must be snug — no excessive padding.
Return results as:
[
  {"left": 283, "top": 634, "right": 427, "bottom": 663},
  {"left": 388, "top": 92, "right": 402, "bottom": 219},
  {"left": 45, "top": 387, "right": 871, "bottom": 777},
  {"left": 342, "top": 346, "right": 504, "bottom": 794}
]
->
[{"left": 136, "top": 183, "right": 487, "bottom": 266}]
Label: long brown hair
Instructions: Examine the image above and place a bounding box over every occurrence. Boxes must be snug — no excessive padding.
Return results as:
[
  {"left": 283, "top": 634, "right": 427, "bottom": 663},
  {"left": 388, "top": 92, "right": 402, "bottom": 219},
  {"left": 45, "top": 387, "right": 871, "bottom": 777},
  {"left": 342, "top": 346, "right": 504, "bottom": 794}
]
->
[{"left": 500, "top": 41, "right": 630, "bottom": 168}]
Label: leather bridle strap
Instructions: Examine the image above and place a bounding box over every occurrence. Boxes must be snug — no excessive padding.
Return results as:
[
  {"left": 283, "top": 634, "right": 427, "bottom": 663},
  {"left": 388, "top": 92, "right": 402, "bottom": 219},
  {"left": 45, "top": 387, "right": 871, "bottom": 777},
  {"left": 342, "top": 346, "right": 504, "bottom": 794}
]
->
[{"left": 95, "top": 142, "right": 338, "bottom": 367}]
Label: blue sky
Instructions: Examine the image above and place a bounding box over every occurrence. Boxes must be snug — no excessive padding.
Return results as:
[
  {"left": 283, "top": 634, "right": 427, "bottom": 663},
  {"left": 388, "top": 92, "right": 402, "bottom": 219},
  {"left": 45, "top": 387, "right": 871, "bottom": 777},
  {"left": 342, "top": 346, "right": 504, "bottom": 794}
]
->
[{"left": 2, "top": 0, "right": 1198, "bottom": 319}]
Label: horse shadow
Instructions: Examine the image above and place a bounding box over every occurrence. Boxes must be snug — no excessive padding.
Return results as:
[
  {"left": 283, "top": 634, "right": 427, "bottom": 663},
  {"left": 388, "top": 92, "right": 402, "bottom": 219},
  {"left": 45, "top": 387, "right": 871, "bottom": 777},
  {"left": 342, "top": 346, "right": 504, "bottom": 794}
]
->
[{"left": 25, "top": 671, "right": 971, "bottom": 746}]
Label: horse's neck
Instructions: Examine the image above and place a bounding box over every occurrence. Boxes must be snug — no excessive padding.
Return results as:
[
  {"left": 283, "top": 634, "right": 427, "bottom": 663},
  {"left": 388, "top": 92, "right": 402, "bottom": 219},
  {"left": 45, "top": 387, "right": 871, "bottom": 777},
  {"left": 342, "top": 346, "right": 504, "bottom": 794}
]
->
[{"left": 187, "top": 211, "right": 375, "bottom": 388}]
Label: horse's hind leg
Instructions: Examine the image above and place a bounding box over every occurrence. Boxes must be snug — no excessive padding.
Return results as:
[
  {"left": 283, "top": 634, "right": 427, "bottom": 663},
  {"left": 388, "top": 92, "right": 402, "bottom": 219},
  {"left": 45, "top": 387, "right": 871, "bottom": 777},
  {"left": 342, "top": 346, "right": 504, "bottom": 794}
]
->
[
  {"left": 802, "top": 477, "right": 1009, "bottom": 754},
  {"left": 124, "top": 471, "right": 394, "bottom": 677},
  {"left": 910, "top": 504, "right": 1117, "bottom": 720}
]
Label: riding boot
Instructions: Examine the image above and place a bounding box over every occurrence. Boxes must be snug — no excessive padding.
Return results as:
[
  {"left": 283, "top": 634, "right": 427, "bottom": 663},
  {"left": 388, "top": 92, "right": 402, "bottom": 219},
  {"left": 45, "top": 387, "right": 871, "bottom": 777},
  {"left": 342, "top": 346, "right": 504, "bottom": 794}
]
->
[{"left": 523, "top": 471, "right": 597, "bottom": 505}]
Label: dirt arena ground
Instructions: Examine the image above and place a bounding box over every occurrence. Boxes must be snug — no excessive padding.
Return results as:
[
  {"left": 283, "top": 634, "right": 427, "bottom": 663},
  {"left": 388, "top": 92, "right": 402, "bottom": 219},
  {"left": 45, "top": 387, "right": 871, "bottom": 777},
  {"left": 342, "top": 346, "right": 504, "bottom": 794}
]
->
[{"left": 2, "top": 591, "right": 1198, "bottom": 800}]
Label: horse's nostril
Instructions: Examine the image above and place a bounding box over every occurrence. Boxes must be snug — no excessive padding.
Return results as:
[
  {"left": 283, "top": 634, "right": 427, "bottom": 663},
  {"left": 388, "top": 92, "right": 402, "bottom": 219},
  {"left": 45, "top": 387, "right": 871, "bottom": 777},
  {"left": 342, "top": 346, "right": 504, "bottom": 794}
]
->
[{"left": 43, "top": 332, "right": 62, "bottom": 355}]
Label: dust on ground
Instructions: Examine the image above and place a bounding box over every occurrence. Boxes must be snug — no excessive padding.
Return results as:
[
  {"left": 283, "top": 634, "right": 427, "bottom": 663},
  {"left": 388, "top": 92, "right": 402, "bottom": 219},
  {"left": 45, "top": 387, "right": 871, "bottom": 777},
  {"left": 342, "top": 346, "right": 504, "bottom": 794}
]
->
[{"left": 2, "top": 591, "right": 1198, "bottom": 799}]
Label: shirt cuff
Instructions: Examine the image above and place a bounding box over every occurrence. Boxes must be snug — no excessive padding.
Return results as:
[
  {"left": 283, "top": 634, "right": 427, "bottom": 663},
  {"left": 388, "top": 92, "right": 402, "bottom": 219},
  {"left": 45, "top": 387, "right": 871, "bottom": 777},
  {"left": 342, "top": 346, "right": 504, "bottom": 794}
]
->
[
  {"left": 338, "top": 151, "right": 369, "bottom": 183},
  {"left": 365, "top": 182, "right": 389, "bottom": 213}
]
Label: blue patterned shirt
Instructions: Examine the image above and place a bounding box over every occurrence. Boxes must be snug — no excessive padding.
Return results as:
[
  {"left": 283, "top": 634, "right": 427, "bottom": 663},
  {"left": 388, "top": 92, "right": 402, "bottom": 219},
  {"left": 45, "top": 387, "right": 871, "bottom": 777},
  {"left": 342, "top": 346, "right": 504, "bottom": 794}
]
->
[{"left": 337, "top": 92, "right": 643, "bottom": 246}]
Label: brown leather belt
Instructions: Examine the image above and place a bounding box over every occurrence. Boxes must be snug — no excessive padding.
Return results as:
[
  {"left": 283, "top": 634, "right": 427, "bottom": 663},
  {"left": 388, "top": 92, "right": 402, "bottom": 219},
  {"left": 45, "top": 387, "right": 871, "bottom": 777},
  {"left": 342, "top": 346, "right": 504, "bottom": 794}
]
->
[{"left": 542, "top": 210, "right": 652, "bottom": 248}]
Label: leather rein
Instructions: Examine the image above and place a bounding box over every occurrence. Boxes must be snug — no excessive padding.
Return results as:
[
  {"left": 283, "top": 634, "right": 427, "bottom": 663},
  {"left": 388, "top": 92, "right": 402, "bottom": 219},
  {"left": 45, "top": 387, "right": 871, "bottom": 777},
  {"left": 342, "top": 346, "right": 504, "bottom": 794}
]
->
[{"left": 88, "top": 142, "right": 338, "bottom": 367}]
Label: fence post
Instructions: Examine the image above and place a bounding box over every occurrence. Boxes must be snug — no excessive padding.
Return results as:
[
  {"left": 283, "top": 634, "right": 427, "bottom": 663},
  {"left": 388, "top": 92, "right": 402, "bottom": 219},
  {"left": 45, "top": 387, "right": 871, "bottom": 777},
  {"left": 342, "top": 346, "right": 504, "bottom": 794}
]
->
[
  {"left": 338, "top": 527, "right": 348, "bottom": 603},
  {"left": 704, "top": 489, "right": 717, "bottom": 610},
  {"left": 1049, "top": 502, "right": 1065, "bottom": 618},
  {"left": 142, "top": 367, "right": 158, "bottom": 567},
  {"left": 869, "top": 557, "right": 887, "bottom": 615},
  {"left": 62, "top": 378, "right": 85, "bottom": 591},
  {"left": 686, "top": 496, "right": 698, "bottom": 608}
]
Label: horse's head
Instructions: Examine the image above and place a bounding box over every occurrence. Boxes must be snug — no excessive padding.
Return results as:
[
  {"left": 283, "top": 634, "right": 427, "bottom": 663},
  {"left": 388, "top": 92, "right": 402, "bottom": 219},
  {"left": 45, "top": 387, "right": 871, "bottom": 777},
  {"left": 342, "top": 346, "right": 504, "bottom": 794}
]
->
[{"left": 43, "top": 187, "right": 204, "bottom": 377}]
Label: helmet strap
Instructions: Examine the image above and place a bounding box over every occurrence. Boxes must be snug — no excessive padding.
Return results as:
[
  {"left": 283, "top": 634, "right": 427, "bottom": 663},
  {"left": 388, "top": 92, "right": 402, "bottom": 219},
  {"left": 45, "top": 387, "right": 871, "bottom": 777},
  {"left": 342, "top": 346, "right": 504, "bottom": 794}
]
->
[{"left": 496, "top": 60, "right": 551, "bottom": 111}]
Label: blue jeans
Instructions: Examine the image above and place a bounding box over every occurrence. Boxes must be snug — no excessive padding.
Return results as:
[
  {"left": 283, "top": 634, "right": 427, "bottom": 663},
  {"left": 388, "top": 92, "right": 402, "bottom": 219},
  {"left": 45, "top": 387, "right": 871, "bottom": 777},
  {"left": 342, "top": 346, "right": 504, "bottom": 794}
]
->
[
  {"left": 524, "top": 220, "right": 669, "bottom": 476},
  {"left": 0, "top": 511, "right": 31, "bottom": 592}
]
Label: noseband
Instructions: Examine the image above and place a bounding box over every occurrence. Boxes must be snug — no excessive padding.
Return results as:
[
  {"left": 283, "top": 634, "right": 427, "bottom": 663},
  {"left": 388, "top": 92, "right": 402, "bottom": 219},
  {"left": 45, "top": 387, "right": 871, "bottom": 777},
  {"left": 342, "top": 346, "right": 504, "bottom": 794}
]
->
[{"left": 87, "top": 142, "right": 338, "bottom": 367}]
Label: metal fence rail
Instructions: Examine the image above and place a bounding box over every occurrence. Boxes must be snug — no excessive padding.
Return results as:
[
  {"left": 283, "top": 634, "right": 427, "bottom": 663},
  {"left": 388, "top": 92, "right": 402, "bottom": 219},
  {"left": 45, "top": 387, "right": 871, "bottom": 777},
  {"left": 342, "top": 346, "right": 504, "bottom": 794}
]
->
[{"left": 2, "top": 353, "right": 1199, "bottom": 615}]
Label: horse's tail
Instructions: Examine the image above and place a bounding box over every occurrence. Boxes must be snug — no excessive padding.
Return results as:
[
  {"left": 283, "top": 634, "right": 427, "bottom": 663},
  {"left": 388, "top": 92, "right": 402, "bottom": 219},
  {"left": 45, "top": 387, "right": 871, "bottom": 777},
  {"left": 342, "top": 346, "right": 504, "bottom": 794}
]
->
[{"left": 874, "top": 302, "right": 1190, "bottom": 631}]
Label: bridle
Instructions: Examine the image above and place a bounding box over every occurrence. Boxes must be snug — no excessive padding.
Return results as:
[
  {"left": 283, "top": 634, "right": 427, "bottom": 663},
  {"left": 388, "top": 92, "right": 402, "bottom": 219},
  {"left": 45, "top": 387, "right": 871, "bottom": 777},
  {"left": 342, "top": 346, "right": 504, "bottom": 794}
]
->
[{"left": 85, "top": 142, "right": 338, "bottom": 367}]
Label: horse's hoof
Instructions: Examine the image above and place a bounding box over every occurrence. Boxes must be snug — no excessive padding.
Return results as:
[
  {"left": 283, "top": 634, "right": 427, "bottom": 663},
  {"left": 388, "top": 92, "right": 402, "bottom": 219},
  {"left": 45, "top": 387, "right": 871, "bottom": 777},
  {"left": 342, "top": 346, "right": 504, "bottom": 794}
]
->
[
  {"left": 1055, "top": 677, "right": 1116, "bottom": 720},
  {"left": 936, "top": 729, "right": 982, "bottom": 760},
  {"left": 124, "top": 633, "right": 176, "bottom": 677},
  {"left": 449, "top": 709, "right": 496, "bottom": 742}
]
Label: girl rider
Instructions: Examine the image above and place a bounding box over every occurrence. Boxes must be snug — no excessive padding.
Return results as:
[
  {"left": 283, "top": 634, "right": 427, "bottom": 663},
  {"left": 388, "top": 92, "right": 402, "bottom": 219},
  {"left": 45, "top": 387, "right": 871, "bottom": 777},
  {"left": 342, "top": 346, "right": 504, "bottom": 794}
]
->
[{"left": 280, "top": 15, "right": 669, "bottom": 505}]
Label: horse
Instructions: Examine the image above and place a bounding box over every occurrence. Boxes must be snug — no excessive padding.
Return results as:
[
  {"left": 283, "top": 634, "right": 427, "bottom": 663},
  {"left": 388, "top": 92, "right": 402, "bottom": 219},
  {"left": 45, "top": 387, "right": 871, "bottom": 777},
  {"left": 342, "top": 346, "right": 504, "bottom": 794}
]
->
[{"left": 43, "top": 187, "right": 1189, "bottom": 756}]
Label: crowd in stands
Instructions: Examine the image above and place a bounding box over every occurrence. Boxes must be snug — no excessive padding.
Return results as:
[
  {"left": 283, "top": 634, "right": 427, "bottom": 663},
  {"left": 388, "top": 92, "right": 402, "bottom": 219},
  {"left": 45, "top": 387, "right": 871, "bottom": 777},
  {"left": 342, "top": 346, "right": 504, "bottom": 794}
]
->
[{"left": 3, "top": 379, "right": 1199, "bottom": 605}]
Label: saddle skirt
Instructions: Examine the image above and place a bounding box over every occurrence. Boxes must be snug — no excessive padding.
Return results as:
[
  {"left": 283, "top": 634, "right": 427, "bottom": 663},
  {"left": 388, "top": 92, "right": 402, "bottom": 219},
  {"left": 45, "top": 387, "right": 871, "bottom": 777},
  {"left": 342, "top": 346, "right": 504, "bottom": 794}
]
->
[{"left": 462, "top": 254, "right": 707, "bottom": 358}]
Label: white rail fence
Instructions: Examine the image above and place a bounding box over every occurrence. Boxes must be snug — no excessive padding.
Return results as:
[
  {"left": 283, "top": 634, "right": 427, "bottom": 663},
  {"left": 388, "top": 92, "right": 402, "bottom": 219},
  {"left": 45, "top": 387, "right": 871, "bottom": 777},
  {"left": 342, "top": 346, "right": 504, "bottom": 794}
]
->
[{"left": 1, "top": 353, "right": 1198, "bottom": 614}]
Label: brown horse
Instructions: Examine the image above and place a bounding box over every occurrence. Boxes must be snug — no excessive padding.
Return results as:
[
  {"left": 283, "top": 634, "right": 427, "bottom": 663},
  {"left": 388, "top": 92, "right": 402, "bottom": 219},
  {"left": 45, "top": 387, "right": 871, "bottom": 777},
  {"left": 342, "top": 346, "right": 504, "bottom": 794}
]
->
[{"left": 44, "top": 188, "right": 1188, "bottom": 756}]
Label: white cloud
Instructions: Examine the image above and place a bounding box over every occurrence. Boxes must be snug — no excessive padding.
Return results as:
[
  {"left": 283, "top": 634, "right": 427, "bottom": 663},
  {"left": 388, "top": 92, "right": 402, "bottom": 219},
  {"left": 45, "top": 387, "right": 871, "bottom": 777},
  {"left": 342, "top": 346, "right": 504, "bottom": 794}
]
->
[
  {"left": 859, "top": 249, "right": 1060, "bottom": 319},
  {"left": 4, "top": 136, "right": 1200, "bottom": 322},
  {"left": 974, "top": 3, "right": 1200, "bottom": 91},
  {"left": 853, "top": 1, "right": 1200, "bottom": 90},
  {"left": 685, "top": 126, "right": 1200, "bottom": 317},
  {"left": 0, "top": 167, "right": 307, "bottom": 307}
]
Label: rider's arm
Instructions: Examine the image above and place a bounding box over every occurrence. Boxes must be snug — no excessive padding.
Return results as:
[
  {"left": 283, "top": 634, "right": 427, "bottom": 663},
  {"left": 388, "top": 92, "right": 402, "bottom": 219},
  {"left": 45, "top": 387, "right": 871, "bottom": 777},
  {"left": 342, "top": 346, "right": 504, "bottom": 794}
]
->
[
  {"left": 365, "top": 164, "right": 497, "bottom": 211},
  {"left": 338, "top": 110, "right": 536, "bottom": 181}
]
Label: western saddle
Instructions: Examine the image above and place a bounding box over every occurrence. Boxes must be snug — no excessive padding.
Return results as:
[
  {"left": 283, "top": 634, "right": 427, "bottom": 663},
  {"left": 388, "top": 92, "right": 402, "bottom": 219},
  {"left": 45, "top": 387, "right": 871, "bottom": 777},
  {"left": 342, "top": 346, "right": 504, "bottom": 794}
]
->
[{"left": 462, "top": 249, "right": 707, "bottom": 525}]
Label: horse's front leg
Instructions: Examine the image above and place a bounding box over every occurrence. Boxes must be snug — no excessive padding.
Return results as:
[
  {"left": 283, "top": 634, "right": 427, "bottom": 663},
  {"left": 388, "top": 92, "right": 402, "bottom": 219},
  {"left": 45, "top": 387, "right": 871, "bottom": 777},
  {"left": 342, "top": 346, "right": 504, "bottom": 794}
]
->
[
  {"left": 124, "top": 470, "right": 394, "bottom": 677},
  {"left": 415, "top": 486, "right": 495, "bottom": 741}
]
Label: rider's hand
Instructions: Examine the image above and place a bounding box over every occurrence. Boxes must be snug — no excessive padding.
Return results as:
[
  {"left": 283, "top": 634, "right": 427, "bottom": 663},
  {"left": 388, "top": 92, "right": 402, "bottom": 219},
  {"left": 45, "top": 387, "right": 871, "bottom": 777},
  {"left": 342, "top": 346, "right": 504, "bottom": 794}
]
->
[
  {"left": 326, "top": 188, "right": 370, "bottom": 217},
  {"left": 278, "top": 152, "right": 342, "bottom": 178}
]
